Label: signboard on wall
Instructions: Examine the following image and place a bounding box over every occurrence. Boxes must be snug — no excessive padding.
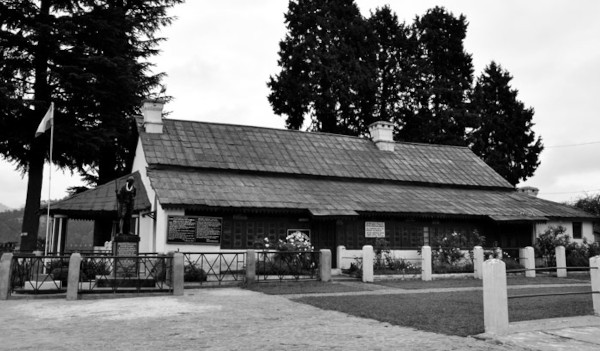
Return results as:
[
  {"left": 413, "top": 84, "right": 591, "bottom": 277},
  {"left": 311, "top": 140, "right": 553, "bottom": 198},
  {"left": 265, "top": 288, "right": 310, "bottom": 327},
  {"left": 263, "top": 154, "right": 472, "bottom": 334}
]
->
[
  {"left": 365, "top": 221, "right": 385, "bottom": 238},
  {"left": 167, "top": 216, "right": 222, "bottom": 244}
]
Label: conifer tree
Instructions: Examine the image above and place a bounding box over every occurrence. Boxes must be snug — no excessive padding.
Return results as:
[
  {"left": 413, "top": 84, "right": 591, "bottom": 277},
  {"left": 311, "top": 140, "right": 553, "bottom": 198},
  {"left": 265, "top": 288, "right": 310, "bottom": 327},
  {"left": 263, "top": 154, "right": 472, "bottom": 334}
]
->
[
  {"left": 398, "top": 6, "right": 474, "bottom": 145},
  {"left": 268, "top": 0, "right": 376, "bottom": 136},
  {"left": 469, "top": 62, "right": 543, "bottom": 185},
  {"left": 0, "top": 0, "right": 181, "bottom": 251},
  {"left": 367, "top": 6, "right": 417, "bottom": 133}
]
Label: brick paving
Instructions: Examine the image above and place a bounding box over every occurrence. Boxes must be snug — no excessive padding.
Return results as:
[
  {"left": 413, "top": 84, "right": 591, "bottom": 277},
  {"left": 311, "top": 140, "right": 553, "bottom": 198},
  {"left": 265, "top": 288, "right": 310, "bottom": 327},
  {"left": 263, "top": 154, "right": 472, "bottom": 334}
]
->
[{"left": 1, "top": 288, "right": 514, "bottom": 351}]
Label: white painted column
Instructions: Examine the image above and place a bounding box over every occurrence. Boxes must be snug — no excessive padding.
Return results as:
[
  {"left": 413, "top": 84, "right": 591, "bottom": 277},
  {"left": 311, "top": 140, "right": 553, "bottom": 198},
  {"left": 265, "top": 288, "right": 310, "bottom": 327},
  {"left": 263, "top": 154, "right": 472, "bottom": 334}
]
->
[
  {"left": 336, "top": 245, "right": 345, "bottom": 270},
  {"left": 421, "top": 246, "right": 432, "bottom": 281},
  {"left": 555, "top": 245, "right": 567, "bottom": 278},
  {"left": 473, "top": 246, "right": 484, "bottom": 279},
  {"left": 524, "top": 246, "right": 536, "bottom": 278},
  {"left": 483, "top": 259, "right": 509, "bottom": 335},
  {"left": 362, "top": 245, "right": 374, "bottom": 283},
  {"left": 590, "top": 256, "right": 600, "bottom": 316},
  {"left": 319, "top": 249, "right": 332, "bottom": 282}
]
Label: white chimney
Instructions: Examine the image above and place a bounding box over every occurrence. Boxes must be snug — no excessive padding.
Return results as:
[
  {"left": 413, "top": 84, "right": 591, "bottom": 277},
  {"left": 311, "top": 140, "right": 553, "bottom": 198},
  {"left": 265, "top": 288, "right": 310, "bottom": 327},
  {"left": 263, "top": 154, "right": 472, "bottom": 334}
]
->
[
  {"left": 517, "top": 186, "right": 539, "bottom": 197},
  {"left": 142, "top": 99, "right": 165, "bottom": 133},
  {"left": 368, "top": 121, "right": 395, "bottom": 151}
]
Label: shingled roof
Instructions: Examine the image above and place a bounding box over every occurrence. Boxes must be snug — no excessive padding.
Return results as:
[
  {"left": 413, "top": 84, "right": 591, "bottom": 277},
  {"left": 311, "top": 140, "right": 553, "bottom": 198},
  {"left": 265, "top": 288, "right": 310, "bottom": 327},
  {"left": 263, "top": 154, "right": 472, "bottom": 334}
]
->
[
  {"left": 138, "top": 119, "right": 513, "bottom": 189},
  {"left": 146, "top": 169, "right": 595, "bottom": 220},
  {"left": 49, "top": 171, "right": 151, "bottom": 219}
]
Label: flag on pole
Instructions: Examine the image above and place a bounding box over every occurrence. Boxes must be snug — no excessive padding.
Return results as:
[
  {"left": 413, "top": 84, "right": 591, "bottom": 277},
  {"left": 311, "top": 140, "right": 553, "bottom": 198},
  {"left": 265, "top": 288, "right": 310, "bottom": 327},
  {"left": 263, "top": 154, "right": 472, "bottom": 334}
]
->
[{"left": 35, "top": 102, "right": 54, "bottom": 137}]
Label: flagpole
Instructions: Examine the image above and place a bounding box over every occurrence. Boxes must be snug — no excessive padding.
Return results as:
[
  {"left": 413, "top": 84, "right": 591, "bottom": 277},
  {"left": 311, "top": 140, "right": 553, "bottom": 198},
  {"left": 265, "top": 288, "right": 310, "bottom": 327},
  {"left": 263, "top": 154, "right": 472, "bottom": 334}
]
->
[{"left": 44, "top": 103, "right": 54, "bottom": 257}]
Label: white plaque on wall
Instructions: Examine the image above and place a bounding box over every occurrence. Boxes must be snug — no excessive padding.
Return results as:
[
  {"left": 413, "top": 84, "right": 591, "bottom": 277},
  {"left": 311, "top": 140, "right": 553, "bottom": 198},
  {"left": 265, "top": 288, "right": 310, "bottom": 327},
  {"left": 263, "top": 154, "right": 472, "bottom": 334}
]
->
[{"left": 365, "top": 222, "right": 385, "bottom": 238}]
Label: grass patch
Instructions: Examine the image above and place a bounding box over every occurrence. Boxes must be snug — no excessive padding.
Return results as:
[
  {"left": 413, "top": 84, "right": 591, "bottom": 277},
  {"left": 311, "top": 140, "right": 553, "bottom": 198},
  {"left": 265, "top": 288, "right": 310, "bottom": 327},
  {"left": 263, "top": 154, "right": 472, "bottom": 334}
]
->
[
  {"left": 293, "top": 286, "right": 593, "bottom": 336},
  {"left": 373, "top": 275, "right": 590, "bottom": 290},
  {"left": 245, "top": 281, "right": 371, "bottom": 295}
]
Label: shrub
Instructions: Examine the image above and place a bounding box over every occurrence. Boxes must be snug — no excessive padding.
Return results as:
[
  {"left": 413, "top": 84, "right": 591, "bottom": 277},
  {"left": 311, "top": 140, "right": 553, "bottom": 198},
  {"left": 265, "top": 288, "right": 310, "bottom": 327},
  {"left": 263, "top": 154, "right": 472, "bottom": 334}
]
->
[
  {"left": 534, "top": 226, "right": 570, "bottom": 266},
  {"left": 184, "top": 264, "right": 207, "bottom": 282}
]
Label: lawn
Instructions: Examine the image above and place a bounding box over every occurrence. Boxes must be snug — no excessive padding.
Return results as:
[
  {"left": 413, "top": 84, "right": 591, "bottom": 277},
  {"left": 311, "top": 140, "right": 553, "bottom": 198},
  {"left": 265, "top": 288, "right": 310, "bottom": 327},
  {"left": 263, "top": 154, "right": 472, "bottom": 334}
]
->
[
  {"left": 293, "top": 286, "right": 593, "bottom": 336},
  {"left": 246, "top": 277, "right": 594, "bottom": 336}
]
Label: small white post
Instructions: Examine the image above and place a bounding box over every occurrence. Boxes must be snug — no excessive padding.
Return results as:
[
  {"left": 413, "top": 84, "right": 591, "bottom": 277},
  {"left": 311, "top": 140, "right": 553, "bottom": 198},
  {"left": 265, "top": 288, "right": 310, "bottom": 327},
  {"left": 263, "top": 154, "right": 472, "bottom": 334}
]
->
[
  {"left": 66, "top": 253, "right": 82, "bottom": 301},
  {"left": 421, "top": 246, "right": 432, "bottom": 281},
  {"left": 483, "top": 259, "right": 509, "bottom": 335},
  {"left": 336, "top": 245, "right": 345, "bottom": 270},
  {"left": 245, "top": 249, "right": 256, "bottom": 285},
  {"left": 524, "top": 246, "right": 536, "bottom": 278},
  {"left": 590, "top": 256, "right": 600, "bottom": 316},
  {"left": 473, "top": 246, "right": 484, "bottom": 279},
  {"left": 319, "top": 249, "right": 332, "bottom": 282},
  {"left": 362, "top": 245, "right": 374, "bottom": 283},
  {"left": 555, "top": 246, "right": 567, "bottom": 278}
]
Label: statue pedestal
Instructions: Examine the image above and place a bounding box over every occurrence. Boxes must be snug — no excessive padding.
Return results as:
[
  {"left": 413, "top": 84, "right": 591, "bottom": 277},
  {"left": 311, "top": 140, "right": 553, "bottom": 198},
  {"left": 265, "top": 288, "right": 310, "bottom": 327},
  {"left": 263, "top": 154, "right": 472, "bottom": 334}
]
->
[{"left": 112, "top": 234, "right": 140, "bottom": 277}]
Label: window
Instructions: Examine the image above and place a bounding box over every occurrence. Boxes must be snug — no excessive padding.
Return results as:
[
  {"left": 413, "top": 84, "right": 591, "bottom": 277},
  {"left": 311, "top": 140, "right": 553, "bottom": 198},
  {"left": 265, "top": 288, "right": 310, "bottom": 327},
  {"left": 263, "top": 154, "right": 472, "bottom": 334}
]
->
[{"left": 573, "top": 222, "right": 582, "bottom": 239}]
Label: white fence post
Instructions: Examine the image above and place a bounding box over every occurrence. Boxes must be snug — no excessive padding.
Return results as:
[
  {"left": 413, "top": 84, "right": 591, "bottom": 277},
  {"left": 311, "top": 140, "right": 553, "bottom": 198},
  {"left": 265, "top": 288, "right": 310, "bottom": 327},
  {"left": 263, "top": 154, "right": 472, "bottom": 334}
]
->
[
  {"left": 362, "top": 245, "right": 374, "bottom": 283},
  {"left": 172, "top": 252, "right": 184, "bottom": 296},
  {"left": 590, "top": 256, "right": 600, "bottom": 316},
  {"left": 0, "top": 253, "right": 13, "bottom": 300},
  {"left": 66, "top": 253, "right": 82, "bottom": 301},
  {"left": 336, "top": 245, "right": 345, "bottom": 270},
  {"left": 246, "top": 249, "right": 256, "bottom": 285},
  {"left": 524, "top": 246, "right": 536, "bottom": 278},
  {"left": 421, "top": 246, "right": 432, "bottom": 281},
  {"left": 473, "top": 246, "right": 484, "bottom": 279},
  {"left": 320, "top": 249, "right": 332, "bottom": 282},
  {"left": 483, "top": 259, "right": 509, "bottom": 335},
  {"left": 555, "top": 245, "right": 567, "bottom": 278}
]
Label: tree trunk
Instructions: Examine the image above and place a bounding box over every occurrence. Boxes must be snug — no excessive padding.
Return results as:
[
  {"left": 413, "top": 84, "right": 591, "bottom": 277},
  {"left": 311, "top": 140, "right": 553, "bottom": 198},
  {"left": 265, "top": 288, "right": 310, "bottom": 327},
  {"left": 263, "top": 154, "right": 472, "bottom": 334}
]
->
[{"left": 20, "top": 0, "right": 51, "bottom": 252}]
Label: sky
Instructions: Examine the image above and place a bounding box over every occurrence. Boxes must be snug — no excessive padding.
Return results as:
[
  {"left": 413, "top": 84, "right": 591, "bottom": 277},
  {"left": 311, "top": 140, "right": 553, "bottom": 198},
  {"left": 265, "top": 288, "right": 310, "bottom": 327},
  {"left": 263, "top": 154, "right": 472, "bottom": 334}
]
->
[{"left": 1, "top": 0, "right": 600, "bottom": 209}]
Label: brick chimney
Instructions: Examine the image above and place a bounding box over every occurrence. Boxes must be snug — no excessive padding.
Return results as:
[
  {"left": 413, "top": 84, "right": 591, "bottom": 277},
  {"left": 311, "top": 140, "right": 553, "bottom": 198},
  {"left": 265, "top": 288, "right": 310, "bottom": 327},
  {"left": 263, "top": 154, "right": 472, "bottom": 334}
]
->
[
  {"left": 141, "top": 99, "right": 165, "bottom": 133},
  {"left": 368, "top": 121, "right": 395, "bottom": 151}
]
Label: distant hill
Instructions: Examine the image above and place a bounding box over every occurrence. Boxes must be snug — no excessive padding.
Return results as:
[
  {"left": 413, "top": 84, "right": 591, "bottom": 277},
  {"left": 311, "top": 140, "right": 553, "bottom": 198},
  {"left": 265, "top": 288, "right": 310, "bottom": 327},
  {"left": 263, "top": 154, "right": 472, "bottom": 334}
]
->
[{"left": 0, "top": 203, "right": 12, "bottom": 212}]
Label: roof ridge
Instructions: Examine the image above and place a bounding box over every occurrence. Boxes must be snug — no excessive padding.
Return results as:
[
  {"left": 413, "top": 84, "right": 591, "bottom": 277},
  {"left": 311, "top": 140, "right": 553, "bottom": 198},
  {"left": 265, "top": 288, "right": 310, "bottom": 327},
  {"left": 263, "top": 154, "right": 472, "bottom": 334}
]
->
[{"left": 158, "top": 117, "right": 471, "bottom": 149}]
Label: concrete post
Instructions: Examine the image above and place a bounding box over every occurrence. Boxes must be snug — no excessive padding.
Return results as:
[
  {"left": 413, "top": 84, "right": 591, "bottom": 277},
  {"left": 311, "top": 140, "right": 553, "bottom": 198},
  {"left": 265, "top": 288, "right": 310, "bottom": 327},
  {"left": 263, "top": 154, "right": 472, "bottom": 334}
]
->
[
  {"left": 362, "top": 245, "right": 374, "bottom": 283},
  {"left": 172, "top": 252, "right": 184, "bottom": 296},
  {"left": 336, "top": 245, "right": 345, "bottom": 270},
  {"left": 473, "top": 246, "right": 484, "bottom": 279},
  {"left": 590, "top": 256, "right": 600, "bottom": 316},
  {"left": 319, "top": 249, "right": 332, "bottom": 282},
  {"left": 245, "top": 249, "right": 256, "bottom": 285},
  {"left": 524, "top": 246, "right": 536, "bottom": 278},
  {"left": 483, "top": 259, "right": 509, "bottom": 335},
  {"left": 495, "top": 248, "right": 503, "bottom": 259},
  {"left": 0, "top": 253, "right": 13, "bottom": 300},
  {"left": 421, "top": 246, "right": 432, "bottom": 281},
  {"left": 66, "top": 253, "right": 82, "bottom": 301},
  {"left": 555, "top": 245, "right": 567, "bottom": 278}
]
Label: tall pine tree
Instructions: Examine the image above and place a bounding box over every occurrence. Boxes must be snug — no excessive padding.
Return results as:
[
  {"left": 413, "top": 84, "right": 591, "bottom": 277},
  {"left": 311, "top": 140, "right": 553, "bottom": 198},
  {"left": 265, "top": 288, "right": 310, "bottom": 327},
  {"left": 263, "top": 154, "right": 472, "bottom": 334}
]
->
[
  {"left": 469, "top": 62, "right": 543, "bottom": 185},
  {"left": 0, "top": 0, "right": 181, "bottom": 251},
  {"left": 398, "top": 6, "right": 474, "bottom": 145},
  {"left": 367, "top": 6, "right": 417, "bottom": 133},
  {"left": 268, "top": 0, "right": 376, "bottom": 136}
]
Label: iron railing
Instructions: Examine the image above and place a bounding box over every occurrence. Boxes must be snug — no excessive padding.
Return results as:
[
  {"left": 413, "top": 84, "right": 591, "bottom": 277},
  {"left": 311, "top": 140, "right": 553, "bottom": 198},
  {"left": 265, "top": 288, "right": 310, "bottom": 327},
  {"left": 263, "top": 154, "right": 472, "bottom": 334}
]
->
[
  {"left": 182, "top": 252, "right": 246, "bottom": 286},
  {"left": 256, "top": 250, "right": 319, "bottom": 282},
  {"left": 77, "top": 254, "right": 173, "bottom": 293},
  {"left": 10, "top": 255, "right": 70, "bottom": 294}
]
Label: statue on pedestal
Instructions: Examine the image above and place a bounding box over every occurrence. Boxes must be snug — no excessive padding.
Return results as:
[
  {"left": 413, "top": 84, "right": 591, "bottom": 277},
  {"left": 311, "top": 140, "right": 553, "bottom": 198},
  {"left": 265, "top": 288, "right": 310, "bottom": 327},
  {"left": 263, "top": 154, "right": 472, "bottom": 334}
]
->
[{"left": 116, "top": 176, "right": 136, "bottom": 235}]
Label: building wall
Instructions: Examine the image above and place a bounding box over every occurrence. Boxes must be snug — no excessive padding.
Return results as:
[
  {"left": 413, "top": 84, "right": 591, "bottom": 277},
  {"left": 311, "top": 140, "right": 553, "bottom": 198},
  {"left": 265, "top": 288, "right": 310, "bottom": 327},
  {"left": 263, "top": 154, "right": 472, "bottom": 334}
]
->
[{"left": 535, "top": 220, "right": 594, "bottom": 243}]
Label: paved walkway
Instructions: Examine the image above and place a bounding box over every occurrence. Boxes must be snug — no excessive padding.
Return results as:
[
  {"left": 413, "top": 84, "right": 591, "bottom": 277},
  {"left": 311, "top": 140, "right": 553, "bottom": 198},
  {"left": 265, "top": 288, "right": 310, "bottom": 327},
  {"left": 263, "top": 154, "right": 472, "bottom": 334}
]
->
[
  {"left": 1, "top": 284, "right": 598, "bottom": 350},
  {"left": 1, "top": 288, "right": 509, "bottom": 351}
]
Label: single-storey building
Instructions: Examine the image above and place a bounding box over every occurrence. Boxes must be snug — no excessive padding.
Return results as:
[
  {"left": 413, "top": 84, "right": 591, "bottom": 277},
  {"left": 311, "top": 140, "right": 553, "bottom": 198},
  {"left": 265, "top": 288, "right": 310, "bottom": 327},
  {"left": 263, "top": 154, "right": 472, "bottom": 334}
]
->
[{"left": 48, "top": 100, "right": 596, "bottom": 265}]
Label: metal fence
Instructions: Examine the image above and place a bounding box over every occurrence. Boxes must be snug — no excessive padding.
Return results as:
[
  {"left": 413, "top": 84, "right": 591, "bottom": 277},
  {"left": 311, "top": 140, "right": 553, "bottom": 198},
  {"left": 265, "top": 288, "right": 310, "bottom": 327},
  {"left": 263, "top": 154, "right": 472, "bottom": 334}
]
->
[
  {"left": 10, "top": 254, "right": 70, "bottom": 294},
  {"left": 182, "top": 251, "right": 246, "bottom": 286},
  {"left": 77, "top": 254, "right": 173, "bottom": 294},
  {"left": 256, "top": 250, "right": 320, "bottom": 282}
]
